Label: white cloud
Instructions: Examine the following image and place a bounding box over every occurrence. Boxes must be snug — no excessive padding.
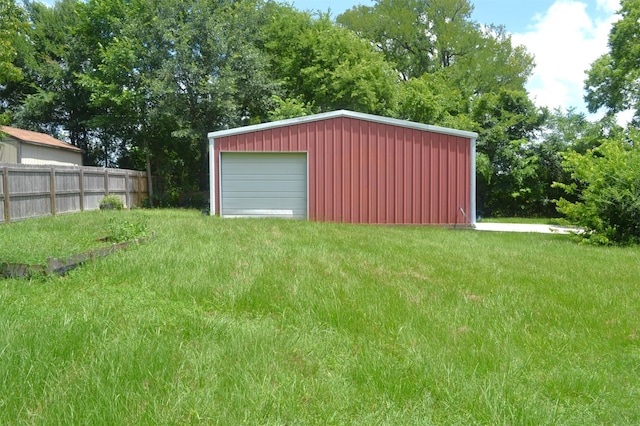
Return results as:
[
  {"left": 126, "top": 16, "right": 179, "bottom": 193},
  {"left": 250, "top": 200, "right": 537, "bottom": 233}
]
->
[
  {"left": 596, "top": 0, "right": 620, "bottom": 13},
  {"left": 512, "top": 0, "right": 618, "bottom": 114}
]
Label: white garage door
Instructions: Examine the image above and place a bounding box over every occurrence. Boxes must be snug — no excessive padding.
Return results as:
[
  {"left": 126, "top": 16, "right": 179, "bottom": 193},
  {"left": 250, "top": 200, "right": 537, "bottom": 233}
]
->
[{"left": 220, "top": 152, "right": 307, "bottom": 219}]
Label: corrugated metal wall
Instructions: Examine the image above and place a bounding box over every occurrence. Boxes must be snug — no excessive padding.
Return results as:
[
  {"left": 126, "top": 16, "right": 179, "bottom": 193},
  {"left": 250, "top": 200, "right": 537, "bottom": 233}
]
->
[{"left": 214, "top": 116, "right": 471, "bottom": 225}]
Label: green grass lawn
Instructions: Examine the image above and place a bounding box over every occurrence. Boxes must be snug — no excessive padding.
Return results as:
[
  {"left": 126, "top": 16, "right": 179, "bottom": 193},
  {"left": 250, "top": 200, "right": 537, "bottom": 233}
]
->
[
  {"left": 0, "top": 210, "right": 151, "bottom": 265},
  {"left": 1, "top": 210, "right": 639, "bottom": 424}
]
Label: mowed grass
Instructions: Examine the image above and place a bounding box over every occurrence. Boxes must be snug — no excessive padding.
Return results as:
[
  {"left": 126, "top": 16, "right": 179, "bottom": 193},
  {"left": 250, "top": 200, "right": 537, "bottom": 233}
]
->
[{"left": 1, "top": 210, "right": 639, "bottom": 424}]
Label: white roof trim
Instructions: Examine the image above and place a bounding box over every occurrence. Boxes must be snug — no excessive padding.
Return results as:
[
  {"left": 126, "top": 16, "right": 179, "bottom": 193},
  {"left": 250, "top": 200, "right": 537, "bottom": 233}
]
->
[{"left": 208, "top": 110, "right": 478, "bottom": 140}]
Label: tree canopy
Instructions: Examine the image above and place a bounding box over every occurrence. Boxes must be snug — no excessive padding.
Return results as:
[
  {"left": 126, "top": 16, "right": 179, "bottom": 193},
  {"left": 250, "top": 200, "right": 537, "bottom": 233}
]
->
[
  {"left": 557, "top": 0, "right": 640, "bottom": 244},
  {"left": 585, "top": 0, "right": 640, "bottom": 123},
  {"left": 0, "top": 0, "right": 28, "bottom": 124},
  {"left": 0, "top": 0, "right": 24, "bottom": 85}
]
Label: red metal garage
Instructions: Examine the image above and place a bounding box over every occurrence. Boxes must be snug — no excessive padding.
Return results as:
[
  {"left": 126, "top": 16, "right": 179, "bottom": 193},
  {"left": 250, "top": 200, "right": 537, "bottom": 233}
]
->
[{"left": 208, "top": 110, "right": 477, "bottom": 225}]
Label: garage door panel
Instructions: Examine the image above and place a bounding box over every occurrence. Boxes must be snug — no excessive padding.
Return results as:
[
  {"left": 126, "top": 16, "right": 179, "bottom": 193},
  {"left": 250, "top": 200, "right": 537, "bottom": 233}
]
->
[
  {"left": 221, "top": 153, "right": 307, "bottom": 219},
  {"left": 223, "top": 181, "right": 305, "bottom": 192},
  {"left": 223, "top": 198, "right": 306, "bottom": 205},
  {"left": 223, "top": 162, "right": 305, "bottom": 172},
  {"left": 223, "top": 209, "right": 307, "bottom": 218},
  {"left": 224, "top": 191, "right": 307, "bottom": 200},
  {"left": 224, "top": 168, "right": 305, "bottom": 176},
  {"left": 224, "top": 199, "right": 306, "bottom": 209},
  {"left": 223, "top": 174, "right": 305, "bottom": 182},
  {"left": 224, "top": 161, "right": 305, "bottom": 169}
]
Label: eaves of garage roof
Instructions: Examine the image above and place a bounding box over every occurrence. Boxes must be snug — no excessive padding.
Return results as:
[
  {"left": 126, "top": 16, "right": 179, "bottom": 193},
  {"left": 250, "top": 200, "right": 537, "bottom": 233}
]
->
[{"left": 207, "top": 110, "right": 478, "bottom": 141}]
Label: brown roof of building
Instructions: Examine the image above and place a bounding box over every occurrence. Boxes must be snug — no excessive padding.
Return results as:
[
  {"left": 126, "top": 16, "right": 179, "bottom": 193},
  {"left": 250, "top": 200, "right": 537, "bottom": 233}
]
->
[{"left": 1, "top": 125, "right": 84, "bottom": 153}]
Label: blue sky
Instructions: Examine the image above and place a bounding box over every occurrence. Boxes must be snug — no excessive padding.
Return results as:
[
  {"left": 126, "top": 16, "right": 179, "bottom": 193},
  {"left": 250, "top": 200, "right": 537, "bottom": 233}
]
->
[
  {"left": 292, "top": 0, "right": 615, "bottom": 33},
  {"left": 293, "top": 0, "right": 570, "bottom": 33},
  {"left": 292, "top": 0, "right": 623, "bottom": 118}
]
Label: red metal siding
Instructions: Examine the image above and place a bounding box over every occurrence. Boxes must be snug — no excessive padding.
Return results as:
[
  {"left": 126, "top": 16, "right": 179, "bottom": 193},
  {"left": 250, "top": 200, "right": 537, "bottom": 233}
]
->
[{"left": 215, "top": 116, "right": 471, "bottom": 224}]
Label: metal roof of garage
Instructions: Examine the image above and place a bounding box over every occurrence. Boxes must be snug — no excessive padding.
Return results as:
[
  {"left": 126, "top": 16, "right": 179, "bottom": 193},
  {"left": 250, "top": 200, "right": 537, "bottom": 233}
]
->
[{"left": 208, "top": 110, "right": 478, "bottom": 140}]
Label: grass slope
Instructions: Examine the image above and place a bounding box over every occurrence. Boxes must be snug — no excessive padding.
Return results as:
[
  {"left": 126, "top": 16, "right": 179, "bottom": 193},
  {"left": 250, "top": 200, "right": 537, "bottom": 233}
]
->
[
  {"left": 0, "top": 210, "right": 150, "bottom": 265},
  {"left": 1, "top": 210, "right": 639, "bottom": 424}
]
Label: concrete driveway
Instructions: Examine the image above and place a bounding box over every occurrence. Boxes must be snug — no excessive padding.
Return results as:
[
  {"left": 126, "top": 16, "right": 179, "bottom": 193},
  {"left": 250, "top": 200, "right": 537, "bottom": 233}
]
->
[{"left": 474, "top": 222, "right": 582, "bottom": 234}]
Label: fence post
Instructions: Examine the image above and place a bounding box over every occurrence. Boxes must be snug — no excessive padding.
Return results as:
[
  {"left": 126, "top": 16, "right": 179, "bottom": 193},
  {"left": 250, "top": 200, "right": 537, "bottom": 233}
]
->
[
  {"left": 104, "top": 168, "right": 109, "bottom": 196},
  {"left": 125, "top": 171, "right": 131, "bottom": 209},
  {"left": 138, "top": 172, "right": 143, "bottom": 207},
  {"left": 2, "top": 167, "right": 9, "bottom": 223},
  {"left": 50, "top": 167, "right": 57, "bottom": 216},
  {"left": 79, "top": 168, "right": 85, "bottom": 211},
  {"left": 146, "top": 151, "right": 153, "bottom": 207}
]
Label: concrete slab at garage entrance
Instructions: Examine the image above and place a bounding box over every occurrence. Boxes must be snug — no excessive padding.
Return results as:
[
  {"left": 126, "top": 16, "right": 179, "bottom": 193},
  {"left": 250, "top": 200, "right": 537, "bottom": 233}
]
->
[{"left": 474, "top": 223, "right": 582, "bottom": 234}]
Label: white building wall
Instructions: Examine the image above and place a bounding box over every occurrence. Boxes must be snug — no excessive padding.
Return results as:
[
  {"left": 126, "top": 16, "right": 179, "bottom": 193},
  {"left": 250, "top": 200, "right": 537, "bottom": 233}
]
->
[
  {"left": 21, "top": 143, "right": 83, "bottom": 166},
  {"left": 0, "top": 137, "right": 19, "bottom": 163}
]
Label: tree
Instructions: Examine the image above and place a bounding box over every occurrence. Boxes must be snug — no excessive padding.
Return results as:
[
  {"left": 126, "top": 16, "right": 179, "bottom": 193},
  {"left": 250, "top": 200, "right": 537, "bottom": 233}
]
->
[
  {"left": 338, "top": 0, "right": 533, "bottom": 87},
  {"left": 262, "top": 7, "right": 398, "bottom": 115},
  {"left": 0, "top": 0, "right": 24, "bottom": 84},
  {"left": 566, "top": 0, "right": 640, "bottom": 243},
  {"left": 0, "top": 0, "right": 27, "bottom": 125},
  {"left": 395, "top": 70, "right": 474, "bottom": 130},
  {"left": 585, "top": 0, "right": 639, "bottom": 121},
  {"left": 267, "top": 96, "right": 314, "bottom": 121},
  {"left": 471, "top": 89, "right": 548, "bottom": 216},
  {"left": 79, "top": 0, "right": 278, "bottom": 198},
  {"left": 2, "top": 0, "right": 104, "bottom": 163},
  {"left": 555, "top": 136, "right": 640, "bottom": 245},
  {"left": 338, "top": 0, "right": 477, "bottom": 79},
  {"left": 449, "top": 24, "right": 534, "bottom": 96},
  {"left": 524, "top": 109, "right": 619, "bottom": 217}
]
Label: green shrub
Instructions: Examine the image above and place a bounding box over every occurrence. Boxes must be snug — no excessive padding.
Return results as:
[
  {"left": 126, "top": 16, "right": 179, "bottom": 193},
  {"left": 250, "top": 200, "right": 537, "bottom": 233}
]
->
[
  {"left": 554, "top": 139, "right": 640, "bottom": 244},
  {"left": 99, "top": 194, "right": 125, "bottom": 210},
  {"left": 106, "top": 216, "right": 149, "bottom": 242}
]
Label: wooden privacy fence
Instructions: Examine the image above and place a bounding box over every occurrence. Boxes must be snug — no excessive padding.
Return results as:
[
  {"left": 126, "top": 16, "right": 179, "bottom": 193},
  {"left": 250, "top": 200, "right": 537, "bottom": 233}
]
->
[{"left": 0, "top": 163, "right": 148, "bottom": 223}]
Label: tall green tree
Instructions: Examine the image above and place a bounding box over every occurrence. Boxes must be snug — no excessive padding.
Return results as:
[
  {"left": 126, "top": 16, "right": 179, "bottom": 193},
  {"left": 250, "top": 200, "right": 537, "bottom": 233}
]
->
[
  {"left": 0, "top": 0, "right": 28, "bottom": 125},
  {"left": 452, "top": 24, "right": 534, "bottom": 96},
  {"left": 338, "top": 0, "right": 532, "bottom": 88},
  {"left": 585, "top": 0, "right": 638, "bottom": 122},
  {"left": 80, "top": 0, "right": 278, "bottom": 195},
  {"left": 567, "top": 0, "right": 640, "bottom": 243},
  {"left": 262, "top": 6, "right": 398, "bottom": 115},
  {"left": 528, "top": 109, "right": 621, "bottom": 216},
  {"left": 396, "top": 69, "right": 479, "bottom": 129},
  {"left": 472, "top": 89, "right": 548, "bottom": 216},
  {"left": 3, "top": 0, "right": 102, "bottom": 163},
  {"left": 0, "top": 0, "right": 24, "bottom": 84},
  {"left": 394, "top": 23, "right": 534, "bottom": 130},
  {"left": 338, "top": 0, "right": 477, "bottom": 79}
]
